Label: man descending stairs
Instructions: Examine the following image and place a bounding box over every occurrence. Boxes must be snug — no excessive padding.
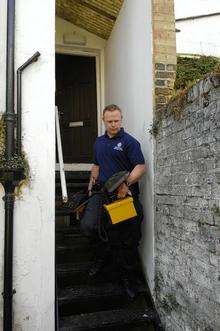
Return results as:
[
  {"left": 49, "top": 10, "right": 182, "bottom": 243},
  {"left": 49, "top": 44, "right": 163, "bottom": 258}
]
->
[{"left": 55, "top": 171, "right": 163, "bottom": 331}]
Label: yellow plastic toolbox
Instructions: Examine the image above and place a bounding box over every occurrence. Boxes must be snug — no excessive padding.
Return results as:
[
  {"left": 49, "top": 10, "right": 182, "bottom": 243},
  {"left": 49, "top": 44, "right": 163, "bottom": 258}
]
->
[{"left": 104, "top": 196, "right": 137, "bottom": 224}]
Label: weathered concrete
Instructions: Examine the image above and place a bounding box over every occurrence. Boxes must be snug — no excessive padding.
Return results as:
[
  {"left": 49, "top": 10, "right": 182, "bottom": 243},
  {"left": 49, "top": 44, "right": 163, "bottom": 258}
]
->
[{"left": 155, "top": 74, "right": 220, "bottom": 331}]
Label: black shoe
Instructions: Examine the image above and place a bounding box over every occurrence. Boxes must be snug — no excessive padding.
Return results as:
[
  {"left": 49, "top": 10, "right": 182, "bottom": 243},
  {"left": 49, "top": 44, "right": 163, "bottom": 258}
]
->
[
  {"left": 121, "top": 277, "right": 137, "bottom": 300},
  {"left": 88, "top": 258, "right": 105, "bottom": 278}
]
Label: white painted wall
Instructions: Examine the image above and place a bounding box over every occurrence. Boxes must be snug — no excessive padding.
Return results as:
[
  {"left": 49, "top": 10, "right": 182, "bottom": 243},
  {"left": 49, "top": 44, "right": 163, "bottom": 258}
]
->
[
  {"left": 176, "top": 16, "right": 220, "bottom": 57},
  {"left": 105, "top": 0, "right": 154, "bottom": 291},
  {"left": 0, "top": 0, "right": 55, "bottom": 330},
  {"left": 175, "top": 0, "right": 220, "bottom": 57},
  {"left": 56, "top": 17, "right": 106, "bottom": 50},
  {"left": 175, "top": 0, "right": 220, "bottom": 19}
]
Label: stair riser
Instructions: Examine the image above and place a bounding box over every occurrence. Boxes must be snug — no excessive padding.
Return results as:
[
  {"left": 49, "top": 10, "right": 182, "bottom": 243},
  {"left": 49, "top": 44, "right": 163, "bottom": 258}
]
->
[
  {"left": 59, "top": 296, "right": 128, "bottom": 316},
  {"left": 57, "top": 272, "right": 89, "bottom": 288},
  {"left": 56, "top": 249, "right": 94, "bottom": 264},
  {"left": 57, "top": 270, "right": 113, "bottom": 288},
  {"left": 57, "top": 264, "right": 126, "bottom": 288},
  {"left": 56, "top": 237, "right": 90, "bottom": 246},
  {"left": 60, "top": 321, "right": 155, "bottom": 331},
  {"left": 56, "top": 227, "right": 81, "bottom": 235},
  {"left": 56, "top": 186, "right": 87, "bottom": 196}
]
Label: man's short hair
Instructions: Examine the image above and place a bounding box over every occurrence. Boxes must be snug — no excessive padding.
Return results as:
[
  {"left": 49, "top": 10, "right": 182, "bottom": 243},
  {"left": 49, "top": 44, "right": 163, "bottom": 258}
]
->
[{"left": 103, "top": 104, "right": 122, "bottom": 117}]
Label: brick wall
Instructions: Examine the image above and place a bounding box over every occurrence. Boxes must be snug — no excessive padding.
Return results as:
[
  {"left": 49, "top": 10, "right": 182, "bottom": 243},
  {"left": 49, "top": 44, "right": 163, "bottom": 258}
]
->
[
  {"left": 155, "top": 74, "right": 220, "bottom": 330},
  {"left": 152, "top": 0, "right": 176, "bottom": 111}
]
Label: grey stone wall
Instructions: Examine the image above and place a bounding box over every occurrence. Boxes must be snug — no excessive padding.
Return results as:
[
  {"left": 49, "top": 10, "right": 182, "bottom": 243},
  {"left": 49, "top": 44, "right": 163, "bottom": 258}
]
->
[{"left": 155, "top": 74, "right": 220, "bottom": 331}]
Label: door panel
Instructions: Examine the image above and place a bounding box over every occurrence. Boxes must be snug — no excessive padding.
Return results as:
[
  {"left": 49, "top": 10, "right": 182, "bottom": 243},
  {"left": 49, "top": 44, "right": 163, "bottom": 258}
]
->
[{"left": 56, "top": 54, "right": 98, "bottom": 163}]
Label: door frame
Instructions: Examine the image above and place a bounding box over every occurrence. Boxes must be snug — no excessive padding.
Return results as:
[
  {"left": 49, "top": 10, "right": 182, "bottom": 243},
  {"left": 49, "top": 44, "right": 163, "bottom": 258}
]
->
[{"left": 55, "top": 45, "right": 104, "bottom": 170}]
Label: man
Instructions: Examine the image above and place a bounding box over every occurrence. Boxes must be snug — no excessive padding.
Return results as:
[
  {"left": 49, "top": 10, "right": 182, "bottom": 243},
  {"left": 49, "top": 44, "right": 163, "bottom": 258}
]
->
[{"left": 80, "top": 104, "right": 146, "bottom": 298}]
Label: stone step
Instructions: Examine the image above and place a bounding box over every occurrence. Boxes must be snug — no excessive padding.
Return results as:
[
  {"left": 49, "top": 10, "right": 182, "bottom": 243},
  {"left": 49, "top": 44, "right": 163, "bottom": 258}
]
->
[
  {"left": 56, "top": 225, "right": 81, "bottom": 235},
  {"left": 55, "top": 171, "right": 90, "bottom": 182},
  {"left": 59, "top": 308, "right": 158, "bottom": 331},
  {"left": 56, "top": 182, "right": 88, "bottom": 189},
  {"left": 56, "top": 231, "right": 85, "bottom": 245},
  {"left": 58, "top": 282, "right": 147, "bottom": 316},
  {"left": 56, "top": 243, "right": 95, "bottom": 264},
  {"left": 56, "top": 235, "right": 90, "bottom": 247},
  {"left": 57, "top": 262, "right": 90, "bottom": 288},
  {"left": 56, "top": 208, "right": 75, "bottom": 217},
  {"left": 56, "top": 261, "right": 122, "bottom": 288}
]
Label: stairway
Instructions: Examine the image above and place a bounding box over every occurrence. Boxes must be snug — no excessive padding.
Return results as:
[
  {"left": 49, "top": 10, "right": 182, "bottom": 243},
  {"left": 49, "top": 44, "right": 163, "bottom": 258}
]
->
[{"left": 55, "top": 171, "right": 162, "bottom": 331}]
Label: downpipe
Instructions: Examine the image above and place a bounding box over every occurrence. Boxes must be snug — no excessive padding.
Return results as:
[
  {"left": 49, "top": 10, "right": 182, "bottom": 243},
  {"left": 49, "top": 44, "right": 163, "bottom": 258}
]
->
[
  {"left": 17, "top": 51, "right": 40, "bottom": 155},
  {"left": 2, "top": 1, "right": 16, "bottom": 330},
  {"left": 5, "top": 0, "right": 16, "bottom": 160},
  {"left": 3, "top": 182, "right": 16, "bottom": 331}
]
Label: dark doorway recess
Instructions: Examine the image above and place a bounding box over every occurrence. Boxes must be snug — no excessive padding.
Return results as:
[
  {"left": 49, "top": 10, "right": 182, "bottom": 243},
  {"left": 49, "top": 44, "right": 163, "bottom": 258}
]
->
[{"left": 56, "top": 54, "right": 98, "bottom": 163}]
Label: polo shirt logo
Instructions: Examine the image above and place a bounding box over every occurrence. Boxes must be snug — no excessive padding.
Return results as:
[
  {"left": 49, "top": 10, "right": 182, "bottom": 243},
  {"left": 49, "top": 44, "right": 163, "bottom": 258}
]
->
[{"left": 113, "top": 142, "right": 123, "bottom": 151}]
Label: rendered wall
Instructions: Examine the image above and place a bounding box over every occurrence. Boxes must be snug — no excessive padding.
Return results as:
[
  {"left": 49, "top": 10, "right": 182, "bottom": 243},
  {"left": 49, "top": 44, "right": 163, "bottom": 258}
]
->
[
  {"left": 105, "top": 0, "right": 154, "bottom": 290},
  {"left": 155, "top": 75, "right": 220, "bottom": 330},
  {"left": 56, "top": 17, "right": 106, "bottom": 50},
  {"left": 175, "top": 0, "right": 220, "bottom": 18},
  {"left": 176, "top": 16, "right": 220, "bottom": 57},
  {"left": 0, "top": 0, "right": 55, "bottom": 330}
]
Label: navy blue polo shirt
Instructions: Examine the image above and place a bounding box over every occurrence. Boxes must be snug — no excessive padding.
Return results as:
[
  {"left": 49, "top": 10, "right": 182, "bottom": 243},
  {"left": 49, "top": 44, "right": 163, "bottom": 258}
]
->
[{"left": 93, "top": 128, "right": 145, "bottom": 195}]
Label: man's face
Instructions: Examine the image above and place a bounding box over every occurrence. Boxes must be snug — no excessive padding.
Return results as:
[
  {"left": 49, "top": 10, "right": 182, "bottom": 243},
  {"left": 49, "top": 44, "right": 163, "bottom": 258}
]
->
[{"left": 103, "top": 110, "right": 122, "bottom": 137}]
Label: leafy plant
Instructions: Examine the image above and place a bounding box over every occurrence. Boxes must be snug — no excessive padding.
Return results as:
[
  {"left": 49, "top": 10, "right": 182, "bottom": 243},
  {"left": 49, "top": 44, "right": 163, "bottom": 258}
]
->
[{"left": 174, "top": 55, "right": 219, "bottom": 90}]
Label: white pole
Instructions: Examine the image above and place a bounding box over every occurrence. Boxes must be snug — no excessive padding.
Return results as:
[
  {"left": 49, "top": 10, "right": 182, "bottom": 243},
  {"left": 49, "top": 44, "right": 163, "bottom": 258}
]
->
[{"left": 55, "top": 106, "right": 68, "bottom": 203}]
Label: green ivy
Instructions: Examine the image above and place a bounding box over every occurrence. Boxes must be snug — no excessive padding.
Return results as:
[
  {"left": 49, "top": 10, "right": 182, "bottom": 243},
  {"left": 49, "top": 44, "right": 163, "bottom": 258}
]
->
[
  {"left": 0, "top": 114, "right": 30, "bottom": 196},
  {"left": 174, "top": 55, "right": 219, "bottom": 90}
]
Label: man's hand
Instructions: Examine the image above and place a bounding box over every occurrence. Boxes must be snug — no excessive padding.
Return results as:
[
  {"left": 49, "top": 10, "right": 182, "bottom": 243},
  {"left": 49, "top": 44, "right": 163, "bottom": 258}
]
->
[
  {"left": 117, "top": 182, "right": 129, "bottom": 198},
  {"left": 88, "top": 176, "right": 96, "bottom": 196},
  {"left": 88, "top": 164, "right": 99, "bottom": 196}
]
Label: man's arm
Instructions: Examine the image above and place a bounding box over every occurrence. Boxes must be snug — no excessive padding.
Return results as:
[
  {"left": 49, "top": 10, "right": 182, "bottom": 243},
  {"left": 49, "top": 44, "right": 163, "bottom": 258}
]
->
[
  {"left": 88, "top": 164, "right": 99, "bottom": 192},
  {"left": 117, "top": 164, "right": 146, "bottom": 198},
  {"left": 126, "top": 164, "right": 146, "bottom": 186}
]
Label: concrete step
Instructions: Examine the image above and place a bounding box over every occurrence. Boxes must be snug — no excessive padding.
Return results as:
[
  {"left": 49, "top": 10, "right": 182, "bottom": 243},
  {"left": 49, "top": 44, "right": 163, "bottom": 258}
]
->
[
  {"left": 56, "top": 225, "right": 81, "bottom": 235},
  {"left": 56, "top": 243, "right": 95, "bottom": 264},
  {"left": 57, "top": 262, "right": 90, "bottom": 288},
  {"left": 59, "top": 308, "right": 157, "bottom": 331},
  {"left": 56, "top": 231, "right": 85, "bottom": 245},
  {"left": 58, "top": 282, "right": 148, "bottom": 316},
  {"left": 56, "top": 171, "right": 90, "bottom": 182}
]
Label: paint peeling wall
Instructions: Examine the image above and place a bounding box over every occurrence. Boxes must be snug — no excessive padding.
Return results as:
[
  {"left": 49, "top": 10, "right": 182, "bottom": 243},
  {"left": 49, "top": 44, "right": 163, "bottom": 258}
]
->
[
  {"left": 0, "top": 0, "right": 55, "bottom": 329},
  {"left": 105, "top": 0, "right": 154, "bottom": 291}
]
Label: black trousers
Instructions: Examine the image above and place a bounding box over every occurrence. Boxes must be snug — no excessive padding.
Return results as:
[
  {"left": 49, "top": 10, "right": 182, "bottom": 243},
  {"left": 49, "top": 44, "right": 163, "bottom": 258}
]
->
[{"left": 80, "top": 194, "right": 144, "bottom": 277}]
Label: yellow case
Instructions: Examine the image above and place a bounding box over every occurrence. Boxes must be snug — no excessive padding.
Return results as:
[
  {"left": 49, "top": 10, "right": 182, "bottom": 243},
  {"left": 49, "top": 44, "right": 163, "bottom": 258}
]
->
[{"left": 104, "top": 197, "right": 137, "bottom": 224}]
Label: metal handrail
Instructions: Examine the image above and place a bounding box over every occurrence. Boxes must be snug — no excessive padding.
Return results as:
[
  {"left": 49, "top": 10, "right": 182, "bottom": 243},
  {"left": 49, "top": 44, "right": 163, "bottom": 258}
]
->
[{"left": 55, "top": 106, "right": 68, "bottom": 203}]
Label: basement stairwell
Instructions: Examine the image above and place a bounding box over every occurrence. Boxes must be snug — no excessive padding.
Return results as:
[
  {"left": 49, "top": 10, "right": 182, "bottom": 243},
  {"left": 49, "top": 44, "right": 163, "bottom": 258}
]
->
[{"left": 55, "top": 171, "right": 162, "bottom": 330}]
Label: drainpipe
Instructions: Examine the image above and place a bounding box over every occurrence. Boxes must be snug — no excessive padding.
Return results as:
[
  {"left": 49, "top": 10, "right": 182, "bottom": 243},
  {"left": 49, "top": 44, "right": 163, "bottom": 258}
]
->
[
  {"left": 17, "top": 51, "right": 41, "bottom": 155},
  {"left": 5, "top": 0, "right": 16, "bottom": 159},
  {"left": 3, "top": 1, "right": 16, "bottom": 330}
]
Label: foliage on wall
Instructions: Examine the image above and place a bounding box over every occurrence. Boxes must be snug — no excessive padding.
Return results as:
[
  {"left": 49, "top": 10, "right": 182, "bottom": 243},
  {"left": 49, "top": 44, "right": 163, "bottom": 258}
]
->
[
  {"left": 150, "top": 56, "right": 220, "bottom": 137},
  {"left": 0, "top": 113, "right": 30, "bottom": 196},
  {"left": 174, "top": 55, "right": 219, "bottom": 90}
]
